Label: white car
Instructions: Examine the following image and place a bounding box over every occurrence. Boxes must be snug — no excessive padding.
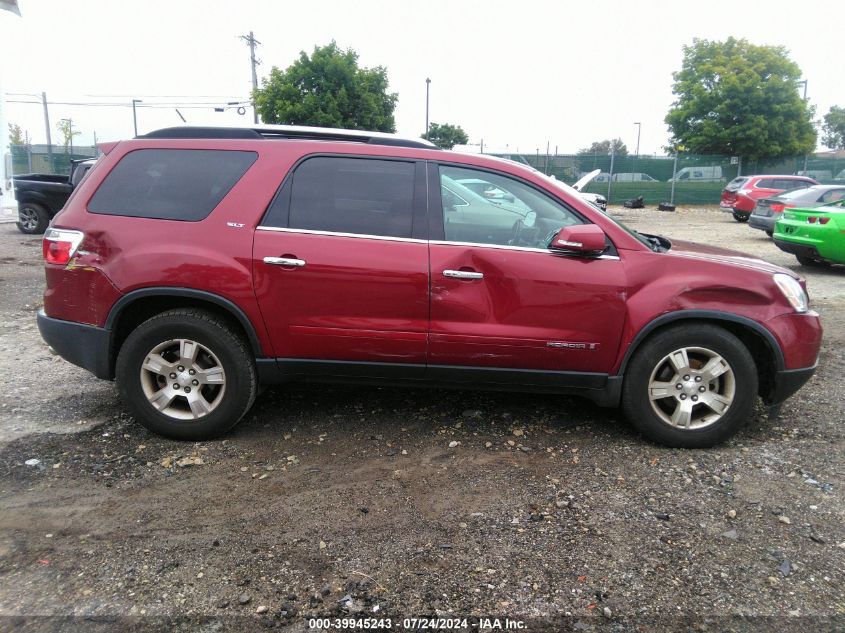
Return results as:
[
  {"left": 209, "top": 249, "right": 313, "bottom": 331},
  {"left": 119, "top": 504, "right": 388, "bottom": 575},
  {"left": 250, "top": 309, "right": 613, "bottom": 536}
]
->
[{"left": 570, "top": 169, "right": 608, "bottom": 211}]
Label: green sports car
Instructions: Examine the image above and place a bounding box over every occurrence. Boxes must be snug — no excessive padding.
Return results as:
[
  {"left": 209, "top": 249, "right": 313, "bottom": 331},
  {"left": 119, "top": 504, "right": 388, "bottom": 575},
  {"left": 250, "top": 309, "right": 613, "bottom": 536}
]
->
[{"left": 773, "top": 199, "right": 845, "bottom": 266}]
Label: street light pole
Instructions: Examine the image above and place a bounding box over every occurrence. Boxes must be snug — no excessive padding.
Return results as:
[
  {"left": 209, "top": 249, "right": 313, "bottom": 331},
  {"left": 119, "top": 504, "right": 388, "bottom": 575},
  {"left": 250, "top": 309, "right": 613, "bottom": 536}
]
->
[
  {"left": 132, "top": 99, "right": 142, "bottom": 136},
  {"left": 797, "top": 80, "right": 809, "bottom": 175},
  {"left": 634, "top": 122, "right": 641, "bottom": 158},
  {"left": 425, "top": 78, "right": 431, "bottom": 139}
]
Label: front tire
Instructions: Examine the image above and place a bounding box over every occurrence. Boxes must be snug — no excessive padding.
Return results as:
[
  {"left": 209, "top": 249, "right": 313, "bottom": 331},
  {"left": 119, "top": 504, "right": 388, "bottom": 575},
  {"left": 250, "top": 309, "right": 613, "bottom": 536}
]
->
[
  {"left": 116, "top": 309, "right": 257, "bottom": 440},
  {"left": 17, "top": 203, "right": 50, "bottom": 234},
  {"left": 732, "top": 211, "right": 749, "bottom": 223},
  {"left": 621, "top": 324, "right": 758, "bottom": 448}
]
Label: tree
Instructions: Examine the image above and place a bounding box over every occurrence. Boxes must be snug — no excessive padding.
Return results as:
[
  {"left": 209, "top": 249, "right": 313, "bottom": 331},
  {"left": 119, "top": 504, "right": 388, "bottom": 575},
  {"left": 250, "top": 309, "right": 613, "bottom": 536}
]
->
[
  {"left": 424, "top": 122, "right": 468, "bottom": 149},
  {"left": 577, "top": 139, "right": 628, "bottom": 156},
  {"left": 56, "top": 120, "right": 80, "bottom": 154},
  {"left": 254, "top": 41, "right": 397, "bottom": 132},
  {"left": 665, "top": 38, "right": 816, "bottom": 161},
  {"left": 8, "top": 123, "right": 25, "bottom": 146},
  {"left": 821, "top": 106, "right": 845, "bottom": 150}
]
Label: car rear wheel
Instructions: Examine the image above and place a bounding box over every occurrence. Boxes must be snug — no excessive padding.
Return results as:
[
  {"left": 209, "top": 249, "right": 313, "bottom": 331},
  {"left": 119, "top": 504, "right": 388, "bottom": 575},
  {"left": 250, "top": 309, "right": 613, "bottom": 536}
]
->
[
  {"left": 621, "top": 324, "right": 758, "bottom": 448},
  {"left": 17, "top": 203, "right": 50, "bottom": 234},
  {"left": 732, "top": 211, "right": 749, "bottom": 223},
  {"left": 116, "top": 309, "right": 257, "bottom": 440},
  {"left": 765, "top": 230, "right": 773, "bottom": 238}
]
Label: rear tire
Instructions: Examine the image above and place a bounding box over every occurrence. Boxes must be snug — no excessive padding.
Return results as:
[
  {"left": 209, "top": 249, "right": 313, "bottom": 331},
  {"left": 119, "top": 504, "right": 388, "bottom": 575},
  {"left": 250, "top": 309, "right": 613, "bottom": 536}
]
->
[
  {"left": 732, "top": 211, "right": 749, "bottom": 223},
  {"left": 116, "top": 309, "right": 257, "bottom": 440},
  {"left": 621, "top": 324, "right": 758, "bottom": 448},
  {"left": 765, "top": 230, "right": 773, "bottom": 238},
  {"left": 17, "top": 203, "right": 50, "bottom": 234}
]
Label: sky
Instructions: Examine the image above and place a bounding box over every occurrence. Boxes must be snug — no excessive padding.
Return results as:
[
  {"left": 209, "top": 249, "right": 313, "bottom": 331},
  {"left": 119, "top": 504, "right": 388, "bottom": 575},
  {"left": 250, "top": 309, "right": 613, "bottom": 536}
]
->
[{"left": 1, "top": 0, "right": 843, "bottom": 157}]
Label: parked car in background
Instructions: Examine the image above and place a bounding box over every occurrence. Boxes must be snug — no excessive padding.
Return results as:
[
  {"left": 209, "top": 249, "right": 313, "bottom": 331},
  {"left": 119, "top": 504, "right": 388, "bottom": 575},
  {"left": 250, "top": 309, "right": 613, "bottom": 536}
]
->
[
  {"left": 455, "top": 177, "right": 516, "bottom": 203},
  {"left": 720, "top": 175, "right": 818, "bottom": 223},
  {"left": 750, "top": 185, "right": 845, "bottom": 236},
  {"left": 38, "top": 125, "right": 821, "bottom": 448},
  {"left": 668, "top": 166, "right": 724, "bottom": 183},
  {"left": 773, "top": 199, "right": 845, "bottom": 266},
  {"left": 795, "top": 170, "right": 833, "bottom": 181},
  {"left": 12, "top": 159, "right": 97, "bottom": 234},
  {"left": 569, "top": 169, "right": 607, "bottom": 211},
  {"left": 613, "top": 172, "right": 658, "bottom": 182}
]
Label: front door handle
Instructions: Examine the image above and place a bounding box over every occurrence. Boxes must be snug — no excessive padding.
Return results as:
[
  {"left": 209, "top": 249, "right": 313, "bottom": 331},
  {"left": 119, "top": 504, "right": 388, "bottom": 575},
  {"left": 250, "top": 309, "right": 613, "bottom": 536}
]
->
[
  {"left": 443, "top": 269, "right": 483, "bottom": 280},
  {"left": 264, "top": 256, "right": 306, "bottom": 267}
]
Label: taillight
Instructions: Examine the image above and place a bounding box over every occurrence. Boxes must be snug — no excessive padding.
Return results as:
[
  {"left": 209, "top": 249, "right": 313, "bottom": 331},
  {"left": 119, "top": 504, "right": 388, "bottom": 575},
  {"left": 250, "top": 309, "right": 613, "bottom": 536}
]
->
[
  {"left": 818, "top": 217, "right": 830, "bottom": 225},
  {"left": 807, "top": 217, "right": 816, "bottom": 223},
  {"left": 770, "top": 203, "right": 785, "bottom": 213},
  {"left": 43, "top": 228, "right": 84, "bottom": 265}
]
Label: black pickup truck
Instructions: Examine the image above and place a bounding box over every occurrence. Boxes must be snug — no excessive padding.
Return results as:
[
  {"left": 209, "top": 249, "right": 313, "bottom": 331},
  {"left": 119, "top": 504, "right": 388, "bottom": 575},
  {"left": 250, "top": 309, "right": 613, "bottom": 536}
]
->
[{"left": 12, "top": 158, "right": 96, "bottom": 234}]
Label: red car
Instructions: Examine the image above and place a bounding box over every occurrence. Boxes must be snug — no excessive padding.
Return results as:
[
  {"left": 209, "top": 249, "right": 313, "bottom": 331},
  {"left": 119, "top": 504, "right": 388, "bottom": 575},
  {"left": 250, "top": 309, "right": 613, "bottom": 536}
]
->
[
  {"left": 720, "top": 175, "right": 818, "bottom": 222},
  {"left": 37, "top": 126, "right": 822, "bottom": 448}
]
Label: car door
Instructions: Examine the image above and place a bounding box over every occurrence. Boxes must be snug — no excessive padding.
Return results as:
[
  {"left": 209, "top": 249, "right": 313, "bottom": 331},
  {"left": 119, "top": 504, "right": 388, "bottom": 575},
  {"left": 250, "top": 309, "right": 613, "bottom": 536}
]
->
[
  {"left": 253, "top": 155, "right": 429, "bottom": 378},
  {"left": 428, "top": 162, "right": 628, "bottom": 380}
]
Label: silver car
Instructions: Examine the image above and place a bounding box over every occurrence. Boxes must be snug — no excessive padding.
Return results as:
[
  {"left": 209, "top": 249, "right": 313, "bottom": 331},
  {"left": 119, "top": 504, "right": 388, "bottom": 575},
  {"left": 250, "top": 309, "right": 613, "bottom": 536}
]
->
[{"left": 749, "top": 185, "right": 845, "bottom": 236}]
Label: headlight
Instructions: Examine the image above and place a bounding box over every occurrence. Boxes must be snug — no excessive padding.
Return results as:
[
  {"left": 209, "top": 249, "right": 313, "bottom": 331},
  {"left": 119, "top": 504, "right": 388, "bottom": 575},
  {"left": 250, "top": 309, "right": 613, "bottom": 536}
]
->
[{"left": 773, "top": 273, "right": 808, "bottom": 313}]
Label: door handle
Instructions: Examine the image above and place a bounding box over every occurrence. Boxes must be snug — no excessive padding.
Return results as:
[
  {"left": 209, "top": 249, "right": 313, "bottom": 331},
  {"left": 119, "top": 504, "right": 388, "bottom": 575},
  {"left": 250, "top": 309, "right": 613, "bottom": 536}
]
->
[
  {"left": 264, "top": 256, "right": 306, "bottom": 267},
  {"left": 443, "top": 269, "right": 483, "bottom": 280}
]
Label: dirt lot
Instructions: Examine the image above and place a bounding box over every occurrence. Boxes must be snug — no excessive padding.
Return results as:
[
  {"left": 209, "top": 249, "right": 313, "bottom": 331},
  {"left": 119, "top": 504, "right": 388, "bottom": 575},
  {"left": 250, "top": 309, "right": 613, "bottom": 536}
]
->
[{"left": 0, "top": 207, "right": 843, "bottom": 631}]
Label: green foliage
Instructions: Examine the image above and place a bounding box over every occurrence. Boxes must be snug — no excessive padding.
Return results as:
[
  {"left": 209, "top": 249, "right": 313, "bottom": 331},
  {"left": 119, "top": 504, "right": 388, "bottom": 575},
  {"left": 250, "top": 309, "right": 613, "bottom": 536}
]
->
[
  {"left": 578, "top": 138, "right": 628, "bottom": 156},
  {"left": 55, "top": 120, "right": 80, "bottom": 154},
  {"left": 575, "top": 138, "right": 627, "bottom": 172},
  {"left": 821, "top": 106, "right": 845, "bottom": 150},
  {"left": 424, "top": 122, "right": 468, "bottom": 149},
  {"left": 665, "top": 38, "right": 816, "bottom": 161},
  {"left": 8, "top": 122, "right": 24, "bottom": 146},
  {"left": 254, "top": 41, "right": 398, "bottom": 132}
]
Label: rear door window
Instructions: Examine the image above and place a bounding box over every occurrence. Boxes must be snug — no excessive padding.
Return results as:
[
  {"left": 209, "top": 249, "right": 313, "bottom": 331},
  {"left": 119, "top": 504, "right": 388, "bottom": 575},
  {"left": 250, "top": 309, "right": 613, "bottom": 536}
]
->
[
  {"left": 274, "top": 156, "right": 416, "bottom": 238},
  {"left": 88, "top": 149, "right": 257, "bottom": 220}
]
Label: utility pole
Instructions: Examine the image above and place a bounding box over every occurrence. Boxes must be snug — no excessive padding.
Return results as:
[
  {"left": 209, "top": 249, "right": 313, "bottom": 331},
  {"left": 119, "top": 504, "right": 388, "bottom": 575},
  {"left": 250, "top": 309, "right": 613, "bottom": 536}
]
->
[
  {"left": 132, "top": 99, "right": 142, "bottom": 136},
  {"left": 42, "top": 92, "right": 53, "bottom": 171},
  {"left": 425, "top": 78, "right": 431, "bottom": 139},
  {"left": 240, "top": 31, "right": 261, "bottom": 124}
]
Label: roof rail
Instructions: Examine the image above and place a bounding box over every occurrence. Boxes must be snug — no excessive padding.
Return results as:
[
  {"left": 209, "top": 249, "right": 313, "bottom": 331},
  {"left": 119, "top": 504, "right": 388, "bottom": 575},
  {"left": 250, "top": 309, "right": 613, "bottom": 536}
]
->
[{"left": 140, "top": 125, "right": 439, "bottom": 150}]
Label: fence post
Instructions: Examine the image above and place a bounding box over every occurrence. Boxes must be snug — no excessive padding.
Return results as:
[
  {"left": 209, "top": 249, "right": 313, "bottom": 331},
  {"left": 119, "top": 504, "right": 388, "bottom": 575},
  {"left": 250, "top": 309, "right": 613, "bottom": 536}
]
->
[
  {"left": 607, "top": 148, "right": 615, "bottom": 203},
  {"left": 670, "top": 152, "right": 679, "bottom": 204}
]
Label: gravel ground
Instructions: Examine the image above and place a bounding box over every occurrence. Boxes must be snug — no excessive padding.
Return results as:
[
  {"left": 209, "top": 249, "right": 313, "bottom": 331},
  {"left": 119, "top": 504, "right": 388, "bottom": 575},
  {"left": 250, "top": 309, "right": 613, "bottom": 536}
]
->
[{"left": 0, "top": 208, "right": 843, "bottom": 632}]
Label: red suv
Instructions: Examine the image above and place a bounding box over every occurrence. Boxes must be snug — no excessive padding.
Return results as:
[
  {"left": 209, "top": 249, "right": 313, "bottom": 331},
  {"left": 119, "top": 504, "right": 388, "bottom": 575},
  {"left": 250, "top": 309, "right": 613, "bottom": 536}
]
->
[
  {"left": 37, "top": 126, "right": 822, "bottom": 448},
  {"left": 720, "top": 175, "right": 818, "bottom": 222}
]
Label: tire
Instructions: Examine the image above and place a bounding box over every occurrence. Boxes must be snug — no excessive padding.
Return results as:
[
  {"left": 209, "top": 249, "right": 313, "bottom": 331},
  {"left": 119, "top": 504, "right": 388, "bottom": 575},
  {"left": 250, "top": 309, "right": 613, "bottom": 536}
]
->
[
  {"left": 17, "top": 203, "right": 50, "bottom": 234},
  {"left": 796, "top": 255, "right": 830, "bottom": 267},
  {"left": 116, "top": 309, "right": 257, "bottom": 440},
  {"left": 765, "top": 230, "right": 773, "bottom": 238},
  {"left": 732, "top": 211, "right": 749, "bottom": 223},
  {"left": 621, "top": 324, "right": 758, "bottom": 448}
]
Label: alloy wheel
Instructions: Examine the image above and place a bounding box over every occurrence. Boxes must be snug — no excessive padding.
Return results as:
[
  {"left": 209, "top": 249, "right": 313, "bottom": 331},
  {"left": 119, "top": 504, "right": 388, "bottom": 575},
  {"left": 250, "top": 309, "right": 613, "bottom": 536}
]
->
[
  {"left": 647, "top": 346, "right": 735, "bottom": 430},
  {"left": 139, "top": 338, "right": 226, "bottom": 420}
]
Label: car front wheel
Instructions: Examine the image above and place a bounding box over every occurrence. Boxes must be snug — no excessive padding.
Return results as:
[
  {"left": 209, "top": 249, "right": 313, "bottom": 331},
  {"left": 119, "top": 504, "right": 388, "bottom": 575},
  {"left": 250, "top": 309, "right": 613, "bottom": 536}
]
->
[
  {"left": 116, "top": 309, "right": 257, "bottom": 440},
  {"left": 621, "top": 324, "right": 758, "bottom": 448},
  {"left": 732, "top": 211, "right": 749, "bottom": 223}
]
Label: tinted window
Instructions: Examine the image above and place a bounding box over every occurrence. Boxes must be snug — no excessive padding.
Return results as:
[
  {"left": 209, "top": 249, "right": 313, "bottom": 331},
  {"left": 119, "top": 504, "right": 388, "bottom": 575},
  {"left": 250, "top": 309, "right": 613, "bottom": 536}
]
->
[
  {"left": 439, "top": 165, "right": 583, "bottom": 248},
  {"left": 284, "top": 157, "right": 415, "bottom": 238},
  {"left": 756, "top": 179, "right": 776, "bottom": 189},
  {"left": 88, "top": 149, "right": 257, "bottom": 220},
  {"left": 821, "top": 188, "right": 845, "bottom": 203}
]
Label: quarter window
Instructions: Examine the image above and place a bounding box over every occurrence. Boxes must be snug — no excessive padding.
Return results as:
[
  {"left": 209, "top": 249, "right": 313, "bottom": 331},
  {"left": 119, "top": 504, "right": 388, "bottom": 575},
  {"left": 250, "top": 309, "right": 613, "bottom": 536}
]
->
[
  {"left": 88, "top": 149, "right": 257, "bottom": 221},
  {"left": 282, "top": 157, "right": 415, "bottom": 238},
  {"left": 438, "top": 165, "right": 583, "bottom": 248}
]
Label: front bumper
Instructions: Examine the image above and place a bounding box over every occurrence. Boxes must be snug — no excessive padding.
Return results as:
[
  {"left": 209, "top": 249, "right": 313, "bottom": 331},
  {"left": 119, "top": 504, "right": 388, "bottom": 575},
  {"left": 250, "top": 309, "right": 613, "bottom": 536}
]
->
[
  {"left": 37, "top": 310, "right": 112, "bottom": 379},
  {"left": 767, "top": 365, "right": 817, "bottom": 404}
]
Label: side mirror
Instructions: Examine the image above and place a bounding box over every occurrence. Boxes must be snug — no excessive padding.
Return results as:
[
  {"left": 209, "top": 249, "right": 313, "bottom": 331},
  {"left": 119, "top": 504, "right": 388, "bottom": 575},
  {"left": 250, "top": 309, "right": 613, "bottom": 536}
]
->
[{"left": 549, "top": 224, "right": 607, "bottom": 255}]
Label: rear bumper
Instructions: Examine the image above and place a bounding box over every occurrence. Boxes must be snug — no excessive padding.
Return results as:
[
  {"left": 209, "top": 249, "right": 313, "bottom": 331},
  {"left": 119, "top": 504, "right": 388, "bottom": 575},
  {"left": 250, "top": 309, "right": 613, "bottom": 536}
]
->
[
  {"left": 36, "top": 310, "right": 112, "bottom": 380},
  {"left": 748, "top": 214, "right": 776, "bottom": 232},
  {"left": 767, "top": 365, "right": 817, "bottom": 405},
  {"left": 773, "top": 239, "right": 821, "bottom": 260}
]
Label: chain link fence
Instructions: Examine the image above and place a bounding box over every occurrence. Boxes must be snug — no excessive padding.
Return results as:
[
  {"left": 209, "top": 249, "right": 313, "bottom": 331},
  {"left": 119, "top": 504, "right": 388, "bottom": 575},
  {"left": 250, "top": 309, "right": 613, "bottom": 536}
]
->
[
  {"left": 491, "top": 152, "right": 845, "bottom": 205},
  {"left": 7, "top": 143, "right": 99, "bottom": 177}
]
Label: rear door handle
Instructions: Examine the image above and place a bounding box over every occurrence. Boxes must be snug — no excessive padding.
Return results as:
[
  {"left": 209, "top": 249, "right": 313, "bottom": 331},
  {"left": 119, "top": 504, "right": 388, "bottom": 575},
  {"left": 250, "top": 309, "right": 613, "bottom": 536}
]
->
[
  {"left": 443, "top": 269, "right": 483, "bottom": 280},
  {"left": 264, "top": 257, "right": 306, "bottom": 267}
]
